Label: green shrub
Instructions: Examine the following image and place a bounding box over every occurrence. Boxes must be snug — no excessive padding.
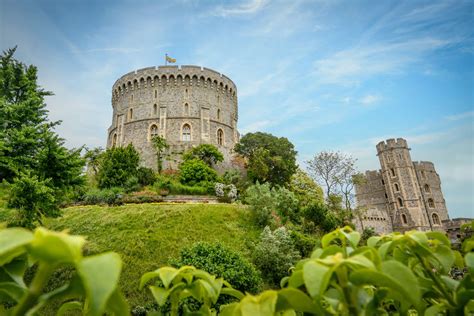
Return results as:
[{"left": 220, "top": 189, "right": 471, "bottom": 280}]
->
[
  {"left": 7, "top": 173, "right": 58, "bottom": 228},
  {"left": 82, "top": 187, "right": 123, "bottom": 206},
  {"left": 124, "top": 175, "right": 140, "bottom": 193},
  {"left": 179, "top": 158, "right": 218, "bottom": 186},
  {"left": 172, "top": 242, "right": 262, "bottom": 294},
  {"left": 153, "top": 176, "right": 210, "bottom": 195},
  {"left": 97, "top": 144, "right": 140, "bottom": 189},
  {"left": 136, "top": 167, "right": 156, "bottom": 186},
  {"left": 182, "top": 144, "right": 224, "bottom": 166},
  {"left": 252, "top": 226, "right": 300, "bottom": 286},
  {"left": 302, "top": 202, "right": 341, "bottom": 233},
  {"left": 290, "top": 230, "right": 320, "bottom": 258}
]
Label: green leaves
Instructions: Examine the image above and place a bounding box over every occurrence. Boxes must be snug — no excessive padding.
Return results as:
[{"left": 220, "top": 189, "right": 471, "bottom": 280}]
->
[{"left": 0, "top": 227, "right": 127, "bottom": 315}]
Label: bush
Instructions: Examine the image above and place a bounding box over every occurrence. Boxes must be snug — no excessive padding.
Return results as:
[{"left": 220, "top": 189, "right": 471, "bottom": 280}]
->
[
  {"left": 182, "top": 144, "right": 224, "bottom": 166},
  {"left": 253, "top": 226, "right": 300, "bottom": 286},
  {"left": 172, "top": 242, "right": 262, "bottom": 294},
  {"left": 153, "top": 177, "right": 210, "bottom": 196},
  {"left": 97, "top": 144, "right": 140, "bottom": 189},
  {"left": 124, "top": 175, "right": 140, "bottom": 193},
  {"left": 7, "top": 173, "right": 58, "bottom": 228},
  {"left": 243, "top": 182, "right": 301, "bottom": 227},
  {"left": 82, "top": 187, "right": 123, "bottom": 206},
  {"left": 136, "top": 167, "right": 156, "bottom": 186},
  {"left": 290, "top": 230, "right": 320, "bottom": 258},
  {"left": 302, "top": 202, "right": 341, "bottom": 233},
  {"left": 179, "top": 158, "right": 218, "bottom": 186}
]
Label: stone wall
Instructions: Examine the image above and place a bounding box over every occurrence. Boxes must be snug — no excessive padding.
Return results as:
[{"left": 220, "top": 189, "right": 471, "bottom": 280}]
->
[{"left": 107, "top": 65, "right": 239, "bottom": 170}]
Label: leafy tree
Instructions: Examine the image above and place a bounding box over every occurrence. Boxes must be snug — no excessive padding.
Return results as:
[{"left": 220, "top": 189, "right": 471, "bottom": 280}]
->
[
  {"left": 84, "top": 147, "right": 104, "bottom": 177},
  {"left": 235, "top": 132, "right": 297, "bottom": 186},
  {"left": 182, "top": 144, "right": 223, "bottom": 167},
  {"left": 179, "top": 158, "right": 218, "bottom": 186},
  {"left": 306, "top": 151, "right": 357, "bottom": 209},
  {"left": 289, "top": 168, "right": 324, "bottom": 207},
  {"left": 151, "top": 136, "right": 169, "bottom": 173},
  {"left": 97, "top": 144, "right": 140, "bottom": 189},
  {"left": 302, "top": 202, "right": 341, "bottom": 233},
  {"left": 7, "top": 172, "right": 57, "bottom": 228}
]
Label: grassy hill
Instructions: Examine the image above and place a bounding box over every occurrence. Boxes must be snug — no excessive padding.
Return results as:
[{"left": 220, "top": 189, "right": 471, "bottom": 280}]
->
[{"left": 1, "top": 202, "right": 262, "bottom": 310}]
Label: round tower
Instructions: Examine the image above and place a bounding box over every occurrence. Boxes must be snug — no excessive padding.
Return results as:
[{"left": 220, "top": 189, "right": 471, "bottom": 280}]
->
[
  {"left": 107, "top": 65, "right": 239, "bottom": 170},
  {"left": 376, "top": 138, "right": 430, "bottom": 231}
]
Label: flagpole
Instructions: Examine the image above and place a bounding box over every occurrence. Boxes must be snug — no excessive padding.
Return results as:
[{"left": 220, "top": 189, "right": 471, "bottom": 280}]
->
[{"left": 165, "top": 53, "right": 168, "bottom": 66}]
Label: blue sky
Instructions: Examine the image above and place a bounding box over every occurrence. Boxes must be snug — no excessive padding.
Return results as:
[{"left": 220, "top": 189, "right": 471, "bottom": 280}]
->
[{"left": 1, "top": 0, "right": 473, "bottom": 217}]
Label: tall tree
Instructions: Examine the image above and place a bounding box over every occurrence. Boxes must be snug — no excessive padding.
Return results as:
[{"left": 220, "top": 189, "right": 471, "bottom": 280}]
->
[
  {"left": 235, "top": 132, "right": 297, "bottom": 186},
  {"left": 151, "top": 136, "right": 169, "bottom": 173},
  {"left": 84, "top": 147, "right": 104, "bottom": 177},
  {"left": 306, "top": 151, "right": 357, "bottom": 208}
]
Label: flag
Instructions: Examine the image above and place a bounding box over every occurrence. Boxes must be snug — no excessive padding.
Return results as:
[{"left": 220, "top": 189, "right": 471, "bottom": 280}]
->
[{"left": 165, "top": 54, "right": 176, "bottom": 63}]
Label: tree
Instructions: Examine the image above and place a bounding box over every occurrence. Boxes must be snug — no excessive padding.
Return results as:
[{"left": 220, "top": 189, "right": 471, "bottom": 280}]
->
[
  {"left": 151, "top": 136, "right": 169, "bottom": 173},
  {"left": 84, "top": 147, "right": 104, "bottom": 177},
  {"left": 289, "top": 168, "right": 324, "bottom": 207},
  {"left": 179, "top": 158, "right": 218, "bottom": 186},
  {"left": 182, "top": 143, "right": 223, "bottom": 167},
  {"left": 235, "top": 132, "right": 297, "bottom": 186},
  {"left": 306, "top": 151, "right": 357, "bottom": 207},
  {"left": 97, "top": 144, "right": 140, "bottom": 188}
]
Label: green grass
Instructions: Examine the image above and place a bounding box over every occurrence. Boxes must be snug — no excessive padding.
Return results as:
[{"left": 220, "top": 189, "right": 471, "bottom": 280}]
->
[{"left": 37, "top": 203, "right": 261, "bottom": 309}]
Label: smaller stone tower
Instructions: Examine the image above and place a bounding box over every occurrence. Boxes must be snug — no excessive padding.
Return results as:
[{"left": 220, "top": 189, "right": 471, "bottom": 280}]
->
[
  {"left": 355, "top": 138, "right": 450, "bottom": 234},
  {"left": 376, "top": 138, "right": 430, "bottom": 232}
]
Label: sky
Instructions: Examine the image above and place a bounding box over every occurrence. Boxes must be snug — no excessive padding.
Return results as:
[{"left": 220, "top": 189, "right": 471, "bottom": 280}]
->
[{"left": 1, "top": 0, "right": 473, "bottom": 218}]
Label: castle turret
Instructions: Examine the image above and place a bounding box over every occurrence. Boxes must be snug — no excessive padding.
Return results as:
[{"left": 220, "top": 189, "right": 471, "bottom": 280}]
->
[{"left": 377, "top": 138, "right": 430, "bottom": 232}]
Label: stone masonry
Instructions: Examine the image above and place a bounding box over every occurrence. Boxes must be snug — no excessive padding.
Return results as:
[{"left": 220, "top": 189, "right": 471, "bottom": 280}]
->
[
  {"left": 355, "top": 138, "right": 450, "bottom": 234},
  {"left": 107, "top": 65, "right": 239, "bottom": 170}
]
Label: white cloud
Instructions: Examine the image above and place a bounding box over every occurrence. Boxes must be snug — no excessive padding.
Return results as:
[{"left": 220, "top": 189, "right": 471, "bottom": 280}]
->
[
  {"left": 212, "top": 0, "right": 269, "bottom": 17},
  {"left": 359, "top": 94, "right": 381, "bottom": 106},
  {"left": 445, "top": 111, "right": 474, "bottom": 121}
]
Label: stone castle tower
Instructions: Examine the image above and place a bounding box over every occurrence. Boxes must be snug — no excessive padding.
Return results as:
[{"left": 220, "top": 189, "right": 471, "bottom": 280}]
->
[
  {"left": 107, "top": 65, "right": 239, "bottom": 170},
  {"left": 355, "top": 138, "right": 449, "bottom": 234}
]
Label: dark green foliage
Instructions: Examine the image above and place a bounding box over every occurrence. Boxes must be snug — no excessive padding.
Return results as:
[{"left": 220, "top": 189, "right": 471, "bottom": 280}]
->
[
  {"left": 84, "top": 147, "right": 104, "bottom": 177},
  {"left": 290, "top": 230, "right": 320, "bottom": 258},
  {"left": 0, "top": 48, "right": 85, "bottom": 225},
  {"left": 302, "top": 202, "right": 341, "bottom": 233},
  {"left": 7, "top": 172, "right": 58, "bottom": 228},
  {"left": 182, "top": 144, "right": 224, "bottom": 166},
  {"left": 289, "top": 168, "right": 324, "bottom": 207},
  {"left": 151, "top": 136, "right": 168, "bottom": 173},
  {"left": 136, "top": 167, "right": 156, "bottom": 186},
  {"left": 172, "top": 242, "right": 262, "bottom": 294},
  {"left": 153, "top": 177, "right": 209, "bottom": 195},
  {"left": 234, "top": 132, "right": 297, "bottom": 186},
  {"left": 253, "top": 227, "right": 301, "bottom": 287},
  {"left": 179, "top": 158, "right": 218, "bottom": 186},
  {"left": 360, "top": 227, "right": 376, "bottom": 244},
  {"left": 97, "top": 144, "right": 140, "bottom": 189},
  {"left": 82, "top": 187, "right": 124, "bottom": 206}
]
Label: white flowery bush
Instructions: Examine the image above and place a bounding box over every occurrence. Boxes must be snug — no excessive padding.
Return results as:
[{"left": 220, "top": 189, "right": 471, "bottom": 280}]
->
[{"left": 214, "top": 182, "right": 237, "bottom": 202}]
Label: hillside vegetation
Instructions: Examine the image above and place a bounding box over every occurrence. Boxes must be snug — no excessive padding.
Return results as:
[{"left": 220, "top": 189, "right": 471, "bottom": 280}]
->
[{"left": 1, "top": 202, "right": 261, "bottom": 310}]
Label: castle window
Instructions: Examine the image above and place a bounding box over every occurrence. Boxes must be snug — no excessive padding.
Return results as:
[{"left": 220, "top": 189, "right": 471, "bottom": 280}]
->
[
  {"left": 217, "top": 129, "right": 224, "bottom": 146},
  {"left": 128, "top": 108, "right": 133, "bottom": 121},
  {"left": 149, "top": 124, "right": 159, "bottom": 140},
  {"left": 424, "top": 184, "right": 431, "bottom": 193},
  {"left": 387, "top": 154, "right": 392, "bottom": 162},
  {"left": 112, "top": 133, "right": 117, "bottom": 147},
  {"left": 432, "top": 213, "right": 440, "bottom": 225},
  {"left": 153, "top": 104, "right": 158, "bottom": 116},
  {"left": 398, "top": 153, "right": 402, "bottom": 160},
  {"left": 398, "top": 198, "right": 404, "bottom": 208},
  {"left": 184, "top": 103, "right": 189, "bottom": 116},
  {"left": 385, "top": 193, "right": 388, "bottom": 199},
  {"left": 401, "top": 214, "right": 408, "bottom": 225},
  {"left": 381, "top": 179, "right": 385, "bottom": 185},
  {"left": 421, "top": 170, "right": 426, "bottom": 179},
  {"left": 131, "top": 94, "right": 133, "bottom": 102},
  {"left": 390, "top": 168, "right": 396, "bottom": 177},
  {"left": 217, "top": 109, "right": 221, "bottom": 120},
  {"left": 394, "top": 183, "right": 399, "bottom": 192},
  {"left": 428, "top": 198, "right": 435, "bottom": 208},
  {"left": 155, "top": 90, "right": 157, "bottom": 98},
  {"left": 182, "top": 124, "right": 191, "bottom": 141}
]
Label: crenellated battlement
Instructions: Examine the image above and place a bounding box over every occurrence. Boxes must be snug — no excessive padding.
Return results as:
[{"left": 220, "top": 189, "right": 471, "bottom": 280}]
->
[
  {"left": 376, "top": 138, "right": 409, "bottom": 154},
  {"left": 413, "top": 161, "right": 435, "bottom": 170},
  {"left": 111, "top": 65, "right": 237, "bottom": 103}
]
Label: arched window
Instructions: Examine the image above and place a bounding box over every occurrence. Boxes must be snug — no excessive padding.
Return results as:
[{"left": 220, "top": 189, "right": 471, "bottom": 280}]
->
[
  {"left": 398, "top": 198, "right": 404, "bottom": 208},
  {"left": 424, "top": 184, "right": 430, "bottom": 193},
  {"left": 184, "top": 103, "right": 189, "bottom": 116},
  {"left": 153, "top": 104, "right": 158, "bottom": 116},
  {"left": 401, "top": 214, "right": 408, "bottom": 225},
  {"left": 390, "top": 168, "right": 396, "bottom": 177},
  {"left": 432, "top": 213, "right": 440, "bottom": 225},
  {"left": 217, "top": 129, "right": 224, "bottom": 146},
  {"left": 112, "top": 134, "right": 117, "bottom": 147},
  {"left": 394, "top": 183, "right": 399, "bottom": 192},
  {"left": 428, "top": 198, "right": 435, "bottom": 208},
  {"left": 129, "top": 108, "right": 133, "bottom": 121},
  {"left": 217, "top": 109, "right": 221, "bottom": 120},
  {"left": 149, "top": 124, "right": 159, "bottom": 140},
  {"left": 182, "top": 124, "right": 191, "bottom": 141}
]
